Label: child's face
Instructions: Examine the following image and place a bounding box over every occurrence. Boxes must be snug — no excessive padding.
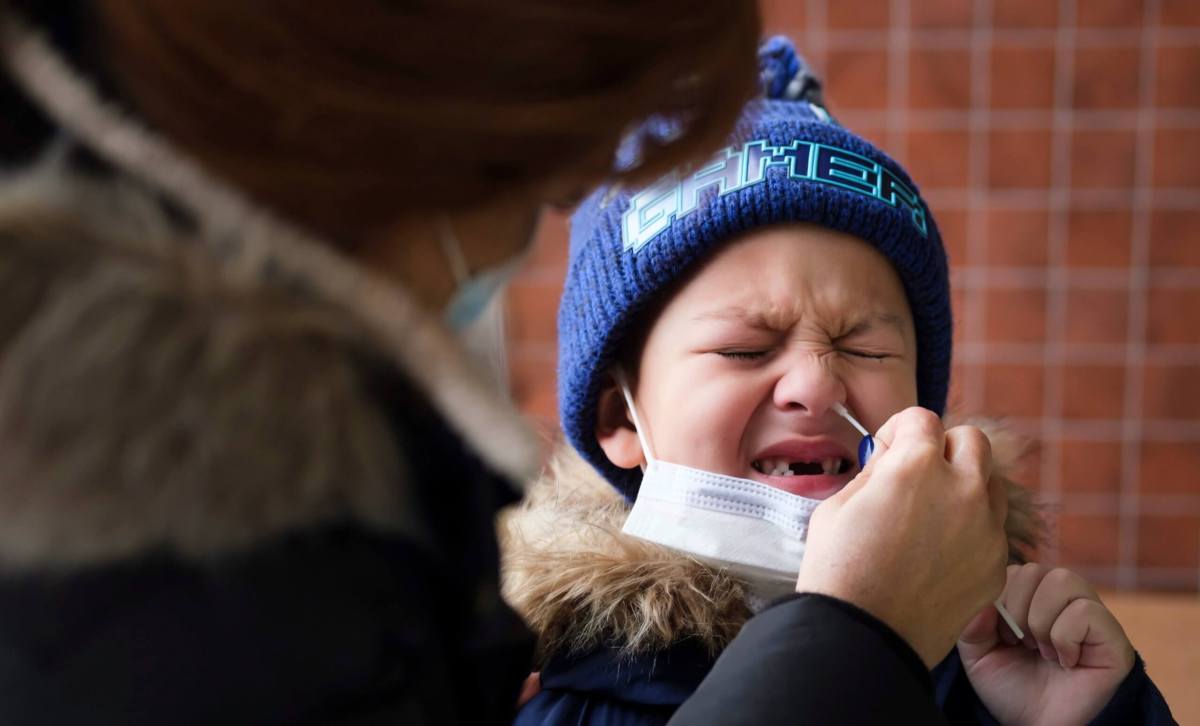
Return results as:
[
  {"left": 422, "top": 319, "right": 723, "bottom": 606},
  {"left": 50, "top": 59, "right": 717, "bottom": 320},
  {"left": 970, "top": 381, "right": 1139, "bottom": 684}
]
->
[{"left": 600, "top": 223, "right": 919, "bottom": 500}]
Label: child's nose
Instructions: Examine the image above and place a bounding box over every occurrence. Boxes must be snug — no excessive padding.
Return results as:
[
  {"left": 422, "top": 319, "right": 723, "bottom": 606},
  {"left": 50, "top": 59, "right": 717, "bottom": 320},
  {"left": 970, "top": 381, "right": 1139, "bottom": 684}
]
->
[{"left": 771, "top": 355, "right": 846, "bottom": 417}]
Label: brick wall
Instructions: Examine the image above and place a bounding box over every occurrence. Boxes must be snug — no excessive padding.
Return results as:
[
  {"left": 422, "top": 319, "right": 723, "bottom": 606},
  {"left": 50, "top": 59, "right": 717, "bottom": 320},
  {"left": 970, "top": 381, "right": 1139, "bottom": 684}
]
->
[{"left": 506, "top": 0, "right": 1200, "bottom": 592}]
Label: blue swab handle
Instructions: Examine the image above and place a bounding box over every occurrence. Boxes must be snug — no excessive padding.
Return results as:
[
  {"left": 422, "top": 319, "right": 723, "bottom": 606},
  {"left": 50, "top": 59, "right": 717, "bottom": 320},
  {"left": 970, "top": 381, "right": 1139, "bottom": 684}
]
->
[
  {"left": 858, "top": 435, "right": 874, "bottom": 469},
  {"left": 832, "top": 403, "right": 875, "bottom": 470}
]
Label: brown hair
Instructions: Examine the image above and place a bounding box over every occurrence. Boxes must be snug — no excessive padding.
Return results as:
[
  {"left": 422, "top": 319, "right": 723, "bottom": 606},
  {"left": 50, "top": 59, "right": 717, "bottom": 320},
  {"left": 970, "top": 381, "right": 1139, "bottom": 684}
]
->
[{"left": 89, "top": 1, "right": 761, "bottom": 251}]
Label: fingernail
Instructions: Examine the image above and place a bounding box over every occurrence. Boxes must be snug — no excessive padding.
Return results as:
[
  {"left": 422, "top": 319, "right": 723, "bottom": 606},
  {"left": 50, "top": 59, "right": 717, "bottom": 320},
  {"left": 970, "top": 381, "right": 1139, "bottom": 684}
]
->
[{"left": 1038, "top": 643, "right": 1056, "bottom": 662}]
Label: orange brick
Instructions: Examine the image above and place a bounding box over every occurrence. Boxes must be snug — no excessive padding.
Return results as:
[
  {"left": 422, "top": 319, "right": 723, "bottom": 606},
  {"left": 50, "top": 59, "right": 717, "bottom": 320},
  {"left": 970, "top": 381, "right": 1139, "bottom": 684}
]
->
[
  {"left": 986, "top": 208, "right": 1051, "bottom": 266},
  {"left": 1139, "top": 441, "right": 1200, "bottom": 495},
  {"left": 994, "top": 0, "right": 1058, "bottom": 27},
  {"left": 827, "top": 0, "right": 890, "bottom": 29},
  {"left": 985, "top": 288, "right": 1047, "bottom": 343},
  {"left": 1061, "top": 365, "right": 1127, "bottom": 419},
  {"left": 1154, "top": 127, "right": 1200, "bottom": 187},
  {"left": 1146, "top": 287, "right": 1200, "bottom": 345},
  {"left": 991, "top": 45, "right": 1056, "bottom": 109},
  {"left": 1064, "top": 288, "right": 1129, "bottom": 344},
  {"left": 1137, "top": 515, "right": 1200, "bottom": 568},
  {"left": 1151, "top": 210, "right": 1200, "bottom": 267},
  {"left": 1061, "top": 439, "right": 1123, "bottom": 495},
  {"left": 1073, "top": 46, "right": 1141, "bottom": 109},
  {"left": 912, "top": 0, "right": 973, "bottom": 29},
  {"left": 824, "top": 49, "right": 891, "bottom": 111},
  {"left": 1058, "top": 512, "right": 1122, "bottom": 568},
  {"left": 906, "top": 128, "right": 971, "bottom": 188},
  {"left": 989, "top": 128, "right": 1053, "bottom": 188},
  {"left": 1157, "top": 45, "right": 1200, "bottom": 107},
  {"left": 1065, "top": 209, "right": 1133, "bottom": 267},
  {"left": 1071, "top": 129, "right": 1137, "bottom": 189},
  {"left": 1142, "top": 364, "right": 1200, "bottom": 419},
  {"left": 909, "top": 48, "right": 972, "bottom": 110},
  {"left": 982, "top": 363, "right": 1046, "bottom": 417}
]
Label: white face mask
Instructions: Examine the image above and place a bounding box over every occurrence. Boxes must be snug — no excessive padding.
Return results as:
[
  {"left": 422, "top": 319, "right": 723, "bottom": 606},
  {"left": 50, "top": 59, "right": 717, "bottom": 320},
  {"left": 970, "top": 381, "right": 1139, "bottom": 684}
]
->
[{"left": 615, "top": 370, "right": 823, "bottom": 600}]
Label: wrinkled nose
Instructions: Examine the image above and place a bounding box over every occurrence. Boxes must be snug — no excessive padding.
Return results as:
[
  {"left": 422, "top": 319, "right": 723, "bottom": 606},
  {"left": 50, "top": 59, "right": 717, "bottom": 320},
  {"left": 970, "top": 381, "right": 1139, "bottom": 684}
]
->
[{"left": 772, "top": 354, "right": 846, "bottom": 418}]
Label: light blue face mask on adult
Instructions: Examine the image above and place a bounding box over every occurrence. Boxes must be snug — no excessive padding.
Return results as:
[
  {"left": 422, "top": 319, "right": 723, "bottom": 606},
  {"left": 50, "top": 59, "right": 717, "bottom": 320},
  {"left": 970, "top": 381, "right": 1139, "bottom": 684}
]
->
[{"left": 437, "top": 215, "right": 530, "bottom": 331}]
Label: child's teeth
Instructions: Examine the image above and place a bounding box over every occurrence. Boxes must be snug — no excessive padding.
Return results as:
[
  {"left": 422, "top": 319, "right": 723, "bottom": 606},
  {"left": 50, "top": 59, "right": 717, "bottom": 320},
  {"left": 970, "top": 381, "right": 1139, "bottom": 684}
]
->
[{"left": 757, "top": 458, "right": 844, "bottom": 476}]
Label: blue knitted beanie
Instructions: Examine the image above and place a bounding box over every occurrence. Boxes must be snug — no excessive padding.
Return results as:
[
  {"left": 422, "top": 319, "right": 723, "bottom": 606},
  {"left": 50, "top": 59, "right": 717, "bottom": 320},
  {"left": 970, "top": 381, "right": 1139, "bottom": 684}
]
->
[{"left": 558, "top": 36, "right": 952, "bottom": 498}]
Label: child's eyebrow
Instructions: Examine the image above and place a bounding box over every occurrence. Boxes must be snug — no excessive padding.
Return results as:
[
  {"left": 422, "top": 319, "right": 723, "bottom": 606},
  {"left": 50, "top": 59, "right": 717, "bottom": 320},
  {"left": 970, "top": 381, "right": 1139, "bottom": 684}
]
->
[
  {"left": 692, "top": 308, "right": 908, "bottom": 336},
  {"left": 838, "top": 312, "right": 908, "bottom": 337},
  {"left": 690, "top": 307, "right": 778, "bottom": 330}
]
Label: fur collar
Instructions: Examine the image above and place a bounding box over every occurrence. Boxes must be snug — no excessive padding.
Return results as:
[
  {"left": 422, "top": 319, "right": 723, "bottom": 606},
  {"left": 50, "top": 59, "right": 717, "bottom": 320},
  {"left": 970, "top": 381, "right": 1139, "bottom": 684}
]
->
[
  {"left": 0, "top": 13, "right": 540, "bottom": 571},
  {"left": 501, "top": 418, "right": 1043, "bottom": 662}
]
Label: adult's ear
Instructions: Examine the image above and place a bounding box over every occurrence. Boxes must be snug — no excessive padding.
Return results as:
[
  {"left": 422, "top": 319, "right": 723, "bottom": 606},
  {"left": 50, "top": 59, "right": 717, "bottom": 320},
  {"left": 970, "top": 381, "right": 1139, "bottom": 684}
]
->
[{"left": 594, "top": 375, "right": 646, "bottom": 469}]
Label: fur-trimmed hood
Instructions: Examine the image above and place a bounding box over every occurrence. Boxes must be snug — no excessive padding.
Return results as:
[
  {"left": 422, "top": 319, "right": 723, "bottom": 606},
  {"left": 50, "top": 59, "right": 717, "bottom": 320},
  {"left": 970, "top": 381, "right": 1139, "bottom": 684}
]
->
[
  {"left": 501, "top": 420, "right": 1042, "bottom": 663},
  {"left": 0, "top": 12, "right": 540, "bottom": 572}
]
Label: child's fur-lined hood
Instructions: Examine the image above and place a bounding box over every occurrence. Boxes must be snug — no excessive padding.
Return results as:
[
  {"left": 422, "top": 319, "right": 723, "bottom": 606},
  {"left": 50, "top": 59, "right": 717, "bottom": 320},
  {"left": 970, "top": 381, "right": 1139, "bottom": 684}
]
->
[{"left": 501, "top": 418, "right": 1042, "bottom": 663}]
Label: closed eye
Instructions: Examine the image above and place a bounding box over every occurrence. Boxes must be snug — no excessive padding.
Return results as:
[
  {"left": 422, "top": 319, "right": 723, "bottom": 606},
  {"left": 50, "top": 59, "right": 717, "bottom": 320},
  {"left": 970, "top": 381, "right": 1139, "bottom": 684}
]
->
[
  {"left": 717, "top": 350, "right": 768, "bottom": 361},
  {"left": 839, "top": 348, "right": 890, "bottom": 360}
]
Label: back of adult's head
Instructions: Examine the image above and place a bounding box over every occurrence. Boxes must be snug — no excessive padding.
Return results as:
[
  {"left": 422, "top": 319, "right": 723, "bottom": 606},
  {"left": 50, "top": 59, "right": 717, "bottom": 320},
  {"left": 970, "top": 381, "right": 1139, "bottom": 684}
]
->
[
  {"left": 1, "top": 0, "right": 761, "bottom": 251},
  {"left": 0, "top": 8, "right": 764, "bottom": 721},
  {"left": 0, "top": 1, "right": 765, "bottom": 558}
]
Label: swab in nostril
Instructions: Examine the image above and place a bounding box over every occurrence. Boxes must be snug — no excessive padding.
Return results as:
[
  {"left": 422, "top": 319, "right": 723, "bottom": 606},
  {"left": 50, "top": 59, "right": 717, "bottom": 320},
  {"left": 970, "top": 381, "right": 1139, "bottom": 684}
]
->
[
  {"left": 832, "top": 402, "right": 869, "bottom": 436},
  {"left": 832, "top": 402, "right": 873, "bottom": 468}
]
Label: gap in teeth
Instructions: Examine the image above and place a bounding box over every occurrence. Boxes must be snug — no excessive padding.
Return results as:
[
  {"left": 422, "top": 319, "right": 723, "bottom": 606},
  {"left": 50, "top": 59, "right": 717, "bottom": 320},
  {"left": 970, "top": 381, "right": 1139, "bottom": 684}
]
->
[{"left": 753, "top": 457, "right": 848, "bottom": 476}]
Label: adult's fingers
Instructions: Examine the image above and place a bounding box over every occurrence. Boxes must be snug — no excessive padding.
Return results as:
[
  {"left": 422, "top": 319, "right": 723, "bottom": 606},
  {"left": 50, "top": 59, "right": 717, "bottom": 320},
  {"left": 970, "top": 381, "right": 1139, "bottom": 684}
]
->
[
  {"left": 944, "top": 425, "right": 992, "bottom": 484},
  {"left": 944, "top": 425, "right": 1008, "bottom": 530},
  {"left": 871, "top": 406, "right": 943, "bottom": 452}
]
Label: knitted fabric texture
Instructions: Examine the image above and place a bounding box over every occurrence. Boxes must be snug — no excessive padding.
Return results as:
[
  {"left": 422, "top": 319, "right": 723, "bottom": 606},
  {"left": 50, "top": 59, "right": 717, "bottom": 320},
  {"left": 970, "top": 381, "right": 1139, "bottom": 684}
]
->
[{"left": 558, "top": 36, "right": 952, "bottom": 498}]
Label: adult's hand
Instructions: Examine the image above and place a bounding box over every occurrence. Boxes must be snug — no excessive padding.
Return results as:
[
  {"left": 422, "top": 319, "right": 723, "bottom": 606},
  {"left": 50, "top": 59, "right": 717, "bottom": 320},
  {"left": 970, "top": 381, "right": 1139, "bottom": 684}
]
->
[{"left": 796, "top": 406, "right": 1009, "bottom": 667}]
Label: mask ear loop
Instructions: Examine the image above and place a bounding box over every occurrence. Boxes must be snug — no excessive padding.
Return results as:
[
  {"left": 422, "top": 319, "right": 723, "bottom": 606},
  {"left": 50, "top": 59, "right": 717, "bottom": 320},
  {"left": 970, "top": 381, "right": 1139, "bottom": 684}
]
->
[
  {"left": 436, "top": 214, "right": 470, "bottom": 285},
  {"left": 613, "top": 367, "right": 655, "bottom": 469}
]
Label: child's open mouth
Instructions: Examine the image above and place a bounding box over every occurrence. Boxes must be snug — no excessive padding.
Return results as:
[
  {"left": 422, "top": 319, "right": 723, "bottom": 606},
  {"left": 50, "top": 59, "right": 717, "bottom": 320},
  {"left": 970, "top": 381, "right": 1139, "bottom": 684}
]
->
[
  {"left": 748, "top": 440, "right": 857, "bottom": 499},
  {"left": 751, "top": 457, "right": 853, "bottom": 477}
]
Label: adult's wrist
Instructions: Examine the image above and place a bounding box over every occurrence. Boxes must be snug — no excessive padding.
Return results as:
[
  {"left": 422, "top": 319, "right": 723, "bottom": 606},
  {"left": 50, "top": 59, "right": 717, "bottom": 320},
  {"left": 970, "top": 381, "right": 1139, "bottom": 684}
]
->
[{"left": 794, "top": 584, "right": 946, "bottom": 668}]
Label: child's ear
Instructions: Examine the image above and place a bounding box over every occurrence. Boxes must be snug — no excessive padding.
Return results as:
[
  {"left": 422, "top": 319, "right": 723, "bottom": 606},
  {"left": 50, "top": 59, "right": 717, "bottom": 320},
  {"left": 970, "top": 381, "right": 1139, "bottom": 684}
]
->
[{"left": 594, "top": 378, "right": 646, "bottom": 470}]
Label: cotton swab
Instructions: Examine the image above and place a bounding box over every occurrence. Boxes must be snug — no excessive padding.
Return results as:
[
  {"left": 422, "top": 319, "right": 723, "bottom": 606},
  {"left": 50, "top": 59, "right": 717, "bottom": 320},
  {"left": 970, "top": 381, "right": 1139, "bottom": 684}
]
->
[
  {"left": 832, "top": 402, "right": 874, "bottom": 469},
  {"left": 830, "top": 403, "right": 1025, "bottom": 641},
  {"left": 833, "top": 402, "right": 870, "bottom": 438},
  {"left": 993, "top": 599, "right": 1025, "bottom": 640}
]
